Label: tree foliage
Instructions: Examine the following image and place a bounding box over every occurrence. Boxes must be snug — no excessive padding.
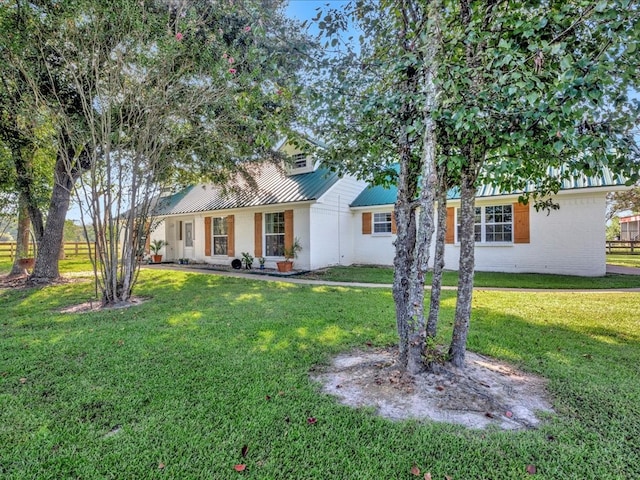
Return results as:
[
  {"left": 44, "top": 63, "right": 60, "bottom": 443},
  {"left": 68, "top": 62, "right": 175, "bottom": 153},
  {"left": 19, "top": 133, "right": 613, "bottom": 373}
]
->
[
  {"left": 607, "top": 185, "right": 640, "bottom": 219},
  {"left": 1, "top": 0, "right": 309, "bottom": 301},
  {"left": 306, "top": 0, "right": 640, "bottom": 371}
]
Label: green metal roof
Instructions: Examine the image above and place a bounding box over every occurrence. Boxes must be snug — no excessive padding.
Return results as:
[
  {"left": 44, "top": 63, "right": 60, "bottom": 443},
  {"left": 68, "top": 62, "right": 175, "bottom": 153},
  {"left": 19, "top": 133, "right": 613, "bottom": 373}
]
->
[
  {"left": 154, "top": 163, "right": 339, "bottom": 216},
  {"left": 350, "top": 167, "right": 628, "bottom": 207}
]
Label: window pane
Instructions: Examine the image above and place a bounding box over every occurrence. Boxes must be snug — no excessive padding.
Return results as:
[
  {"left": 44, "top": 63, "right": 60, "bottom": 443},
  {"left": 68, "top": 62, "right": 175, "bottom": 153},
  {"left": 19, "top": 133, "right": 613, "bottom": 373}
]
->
[
  {"left": 185, "top": 223, "right": 193, "bottom": 247},
  {"left": 265, "top": 212, "right": 285, "bottom": 234},
  {"left": 485, "top": 205, "right": 513, "bottom": 242},
  {"left": 213, "top": 217, "right": 227, "bottom": 235},
  {"left": 373, "top": 212, "right": 392, "bottom": 233},
  {"left": 265, "top": 234, "right": 285, "bottom": 256},
  {"left": 213, "top": 237, "right": 227, "bottom": 255}
]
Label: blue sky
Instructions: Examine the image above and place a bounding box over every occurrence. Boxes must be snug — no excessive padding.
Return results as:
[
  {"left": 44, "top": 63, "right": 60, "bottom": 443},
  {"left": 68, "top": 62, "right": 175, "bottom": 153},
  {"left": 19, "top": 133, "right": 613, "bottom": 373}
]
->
[{"left": 285, "top": 0, "right": 350, "bottom": 23}]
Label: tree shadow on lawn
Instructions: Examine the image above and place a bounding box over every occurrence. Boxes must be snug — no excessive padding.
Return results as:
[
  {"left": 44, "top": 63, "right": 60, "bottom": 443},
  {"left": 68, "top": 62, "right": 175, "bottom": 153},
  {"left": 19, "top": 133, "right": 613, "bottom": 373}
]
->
[{"left": 4, "top": 270, "right": 638, "bottom": 434}]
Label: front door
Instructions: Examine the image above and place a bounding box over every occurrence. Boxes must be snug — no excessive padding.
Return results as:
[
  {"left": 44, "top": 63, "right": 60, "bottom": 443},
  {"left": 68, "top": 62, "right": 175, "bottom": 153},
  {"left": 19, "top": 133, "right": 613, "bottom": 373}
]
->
[{"left": 184, "top": 222, "right": 194, "bottom": 259}]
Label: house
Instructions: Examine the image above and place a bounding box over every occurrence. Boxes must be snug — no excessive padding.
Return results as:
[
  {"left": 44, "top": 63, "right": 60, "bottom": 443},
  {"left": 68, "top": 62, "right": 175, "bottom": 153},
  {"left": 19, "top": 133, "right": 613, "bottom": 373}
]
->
[
  {"left": 149, "top": 144, "right": 627, "bottom": 277},
  {"left": 620, "top": 214, "right": 640, "bottom": 241}
]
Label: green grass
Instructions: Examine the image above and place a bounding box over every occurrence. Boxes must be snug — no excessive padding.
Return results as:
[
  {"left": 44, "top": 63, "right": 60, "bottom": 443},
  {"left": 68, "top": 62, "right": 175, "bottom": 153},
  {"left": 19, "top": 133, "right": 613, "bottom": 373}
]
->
[
  {"left": 0, "top": 257, "right": 95, "bottom": 275},
  {"left": 1, "top": 266, "right": 640, "bottom": 478},
  {"left": 302, "top": 265, "right": 640, "bottom": 289},
  {"left": 606, "top": 253, "right": 640, "bottom": 268}
]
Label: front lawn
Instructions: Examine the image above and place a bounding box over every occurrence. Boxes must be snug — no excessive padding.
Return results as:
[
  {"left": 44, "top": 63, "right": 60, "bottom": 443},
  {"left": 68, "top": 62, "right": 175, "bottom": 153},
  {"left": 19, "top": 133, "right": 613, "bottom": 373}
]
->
[
  {"left": 302, "top": 265, "right": 640, "bottom": 289},
  {"left": 606, "top": 253, "right": 640, "bottom": 269},
  {"left": 1, "top": 268, "right": 639, "bottom": 478}
]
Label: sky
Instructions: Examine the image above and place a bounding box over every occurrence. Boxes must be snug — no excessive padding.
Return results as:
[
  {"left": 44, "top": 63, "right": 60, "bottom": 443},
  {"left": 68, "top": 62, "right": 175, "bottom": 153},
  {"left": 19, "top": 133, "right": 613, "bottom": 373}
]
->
[{"left": 285, "top": 0, "right": 350, "bottom": 25}]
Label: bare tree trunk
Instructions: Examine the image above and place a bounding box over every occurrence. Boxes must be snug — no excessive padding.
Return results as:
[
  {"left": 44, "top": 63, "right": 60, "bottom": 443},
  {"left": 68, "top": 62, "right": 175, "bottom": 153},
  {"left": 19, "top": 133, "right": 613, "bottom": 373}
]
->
[
  {"left": 449, "top": 163, "right": 476, "bottom": 367},
  {"left": 393, "top": 158, "right": 418, "bottom": 371},
  {"left": 426, "top": 178, "right": 448, "bottom": 339},
  {"left": 405, "top": 1, "right": 441, "bottom": 374},
  {"left": 8, "top": 195, "right": 31, "bottom": 277},
  {"left": 392, "top": 0, "right": 441, "bottom": 374}
]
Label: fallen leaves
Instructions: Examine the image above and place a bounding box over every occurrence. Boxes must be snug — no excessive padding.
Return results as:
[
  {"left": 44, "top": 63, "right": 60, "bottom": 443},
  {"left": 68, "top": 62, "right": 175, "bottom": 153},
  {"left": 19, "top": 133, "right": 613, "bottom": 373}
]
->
[
  {"left": 505, "top": 411, "right": 513, "bottom": 418},
  {"left": 410, "top": 465, "right": 421, "bottom": 476},
  {"left": 234, "top": 464, "right": 246, "bottom": 472},
  {"left": 19, "top": 377, "right": 27, "bottom": 384},
  {"left": 241, "top": 445, "right": 248, "bottom": 457},
  {"left": 526, "top": 464, "right": 537, "bottom": 475},
  {"left": 307, "top": 417, "right": 317, "bottom": 425}
]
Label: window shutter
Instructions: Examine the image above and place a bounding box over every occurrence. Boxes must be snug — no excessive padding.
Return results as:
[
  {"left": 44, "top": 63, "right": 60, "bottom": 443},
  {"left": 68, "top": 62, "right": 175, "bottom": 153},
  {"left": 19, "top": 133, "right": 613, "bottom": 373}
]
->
[
  {"left": 445, "top": 207, "right": 455, "bottom": 244},
  {"left": 513, "top": 202, "right": 530, "bottom": 244},
  {"left": 391, "top": 211, "right": 397, "bottom": 234},
  {"left": 226, "top": 215, "right": 235, "bottom": 257},
  {"left": 362, "top": 212, "right": 372, "bottom": 235},
  {"left": 254, "top": 213, "right": 263, "bottom": 257},
  {"left": 204, "top": 217, "right": 212, "bottom": 256},
  {"left": 284, "top": 209, "right": 294, "bottom": 250},
  {"left": 178, "top": 221, "right": 182, "bottom": 241}
]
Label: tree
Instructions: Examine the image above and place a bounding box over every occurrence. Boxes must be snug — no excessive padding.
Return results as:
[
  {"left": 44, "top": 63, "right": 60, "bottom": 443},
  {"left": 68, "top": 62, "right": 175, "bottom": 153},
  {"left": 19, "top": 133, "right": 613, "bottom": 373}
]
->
[
  {"left": 3, "top": 0, "right": 308, "bottom": 303},
  {"left": 436, "top": 0, "right": 640, "bottom": 366},
  {"left": 304, "top": 0, "right": 446, "bottom": 373},
  {"left": 606, "top": 216, "right": 621, "bottom": 240},
  {"left": 607, "top": 185, "right": 640, "bottom": 220},
  {"left": 0, "top": 51, "right": 56, "bottom": 277},
  {"left": 307, "top": 0, "right": 640, "bottom": 371}
]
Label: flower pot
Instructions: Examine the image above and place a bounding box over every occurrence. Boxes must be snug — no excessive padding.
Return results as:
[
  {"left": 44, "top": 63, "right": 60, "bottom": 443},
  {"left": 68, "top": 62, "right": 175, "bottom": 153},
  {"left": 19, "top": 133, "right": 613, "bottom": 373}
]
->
[
  {"left": 276, "top": 261, "right": 293, "bottom": 273},
  {"left": 152, "top": 255, "right": 163, "bottom": 263},
  {"left": 18, "top": 257, "right": 35, "bottom": 270}
]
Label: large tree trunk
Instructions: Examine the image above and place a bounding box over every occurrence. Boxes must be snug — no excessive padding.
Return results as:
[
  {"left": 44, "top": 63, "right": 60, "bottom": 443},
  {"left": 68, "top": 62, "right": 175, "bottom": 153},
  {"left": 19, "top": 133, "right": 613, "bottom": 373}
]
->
[
  {"left": 449, "top": 164, "right": 477, "bottom": 367},
  {"left": 426, "top": 178, "right": 448, "bottom": 339},
  {"left": 28, "top": 156, "right": 79, "bottom": 284},
  {"left": 8, "top": 194, "right": 31, "bottom": 277}
]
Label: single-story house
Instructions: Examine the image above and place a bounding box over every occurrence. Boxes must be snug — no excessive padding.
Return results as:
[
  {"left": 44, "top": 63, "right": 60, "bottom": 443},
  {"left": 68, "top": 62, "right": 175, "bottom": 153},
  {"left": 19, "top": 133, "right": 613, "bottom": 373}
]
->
[
  {"left": 149, "top": 143, "right": 627, "bottom": 276},
  {"left": 620, "top": 214, "right": 640, "bottom": 241}
]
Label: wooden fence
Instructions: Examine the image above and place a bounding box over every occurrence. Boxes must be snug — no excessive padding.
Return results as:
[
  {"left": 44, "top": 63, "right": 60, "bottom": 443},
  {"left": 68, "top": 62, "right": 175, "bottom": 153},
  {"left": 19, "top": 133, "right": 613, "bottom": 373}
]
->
[
  {"left": 0, "top": 242, "right": 95, "bottom": 260},
  {"left": 606, "top": 240, "right": 640, "bottom": 255}
]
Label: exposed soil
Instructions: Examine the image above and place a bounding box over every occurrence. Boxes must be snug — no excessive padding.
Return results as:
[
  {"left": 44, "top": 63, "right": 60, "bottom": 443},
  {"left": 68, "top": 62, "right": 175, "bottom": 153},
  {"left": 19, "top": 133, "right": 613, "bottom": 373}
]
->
[
  {"left": 0, "top": 273, "right": 75, "bottom": 290},
  {"left": 0, "top": 273, "right": 145, "bottom": 313},
  {"left": 59, "top": 296, "right": 147, "bottom": 314},
  {"left": 312, "top": 348, "right": 555, "bottom": 430}
]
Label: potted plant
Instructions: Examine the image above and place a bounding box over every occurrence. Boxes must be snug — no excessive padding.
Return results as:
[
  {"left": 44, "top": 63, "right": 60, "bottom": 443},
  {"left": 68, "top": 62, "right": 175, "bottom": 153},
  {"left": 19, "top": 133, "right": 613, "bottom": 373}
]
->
[
  {"left": 241, "top": 252, "right": 254, "bottom": 269},
  {"left": 17, "top": 257, "right": 35, "bottom": 271},
  {"left": 258, "top": 257, "right": 266, "bottom": 270},
  {"left": 276, "top": 237, "right": 302, "bottom": 273},
  {"left": 149, "top": 239, "right": 168, "bottom": 263}
]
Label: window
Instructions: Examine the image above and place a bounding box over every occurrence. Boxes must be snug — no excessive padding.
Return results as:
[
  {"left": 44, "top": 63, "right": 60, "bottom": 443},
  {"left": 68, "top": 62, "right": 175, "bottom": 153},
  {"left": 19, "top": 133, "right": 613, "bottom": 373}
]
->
[
  {"left": 457, "top": 205, "right": 512, "bottom": 243},
  {"left": 265, "top": 212, "right": 285, "bottom": 256},
  {"left": 185, "top": 222, "right": 193, "bottom": 247},
  {"left": 373, "top": 212, "right": 393, "bottom": 234},
  {"left": 212, "top": 217, "right": 228, "bottom": 255},
  {"left": 292, "top": 153, "right": 307, "bottom": 169}
]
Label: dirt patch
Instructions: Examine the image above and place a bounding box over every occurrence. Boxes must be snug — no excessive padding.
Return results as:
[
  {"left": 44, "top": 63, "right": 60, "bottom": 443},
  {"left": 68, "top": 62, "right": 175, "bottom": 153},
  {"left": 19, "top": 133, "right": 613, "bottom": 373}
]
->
[
  {"left": 312, "top": 348, "right": 554, "bottom": 430},
  {"left": 59, "top": 296, "right": 147, "bottom": 314},
  {"left": 0, "top": 274, "right": 77, "bottom": 290}
]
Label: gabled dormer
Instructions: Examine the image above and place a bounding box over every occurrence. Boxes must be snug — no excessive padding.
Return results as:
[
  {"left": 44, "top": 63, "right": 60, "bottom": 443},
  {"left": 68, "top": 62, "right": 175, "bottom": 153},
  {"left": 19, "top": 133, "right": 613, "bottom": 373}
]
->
[{"left": 278, "top": 139, "right": 316, "bottom": 175}]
